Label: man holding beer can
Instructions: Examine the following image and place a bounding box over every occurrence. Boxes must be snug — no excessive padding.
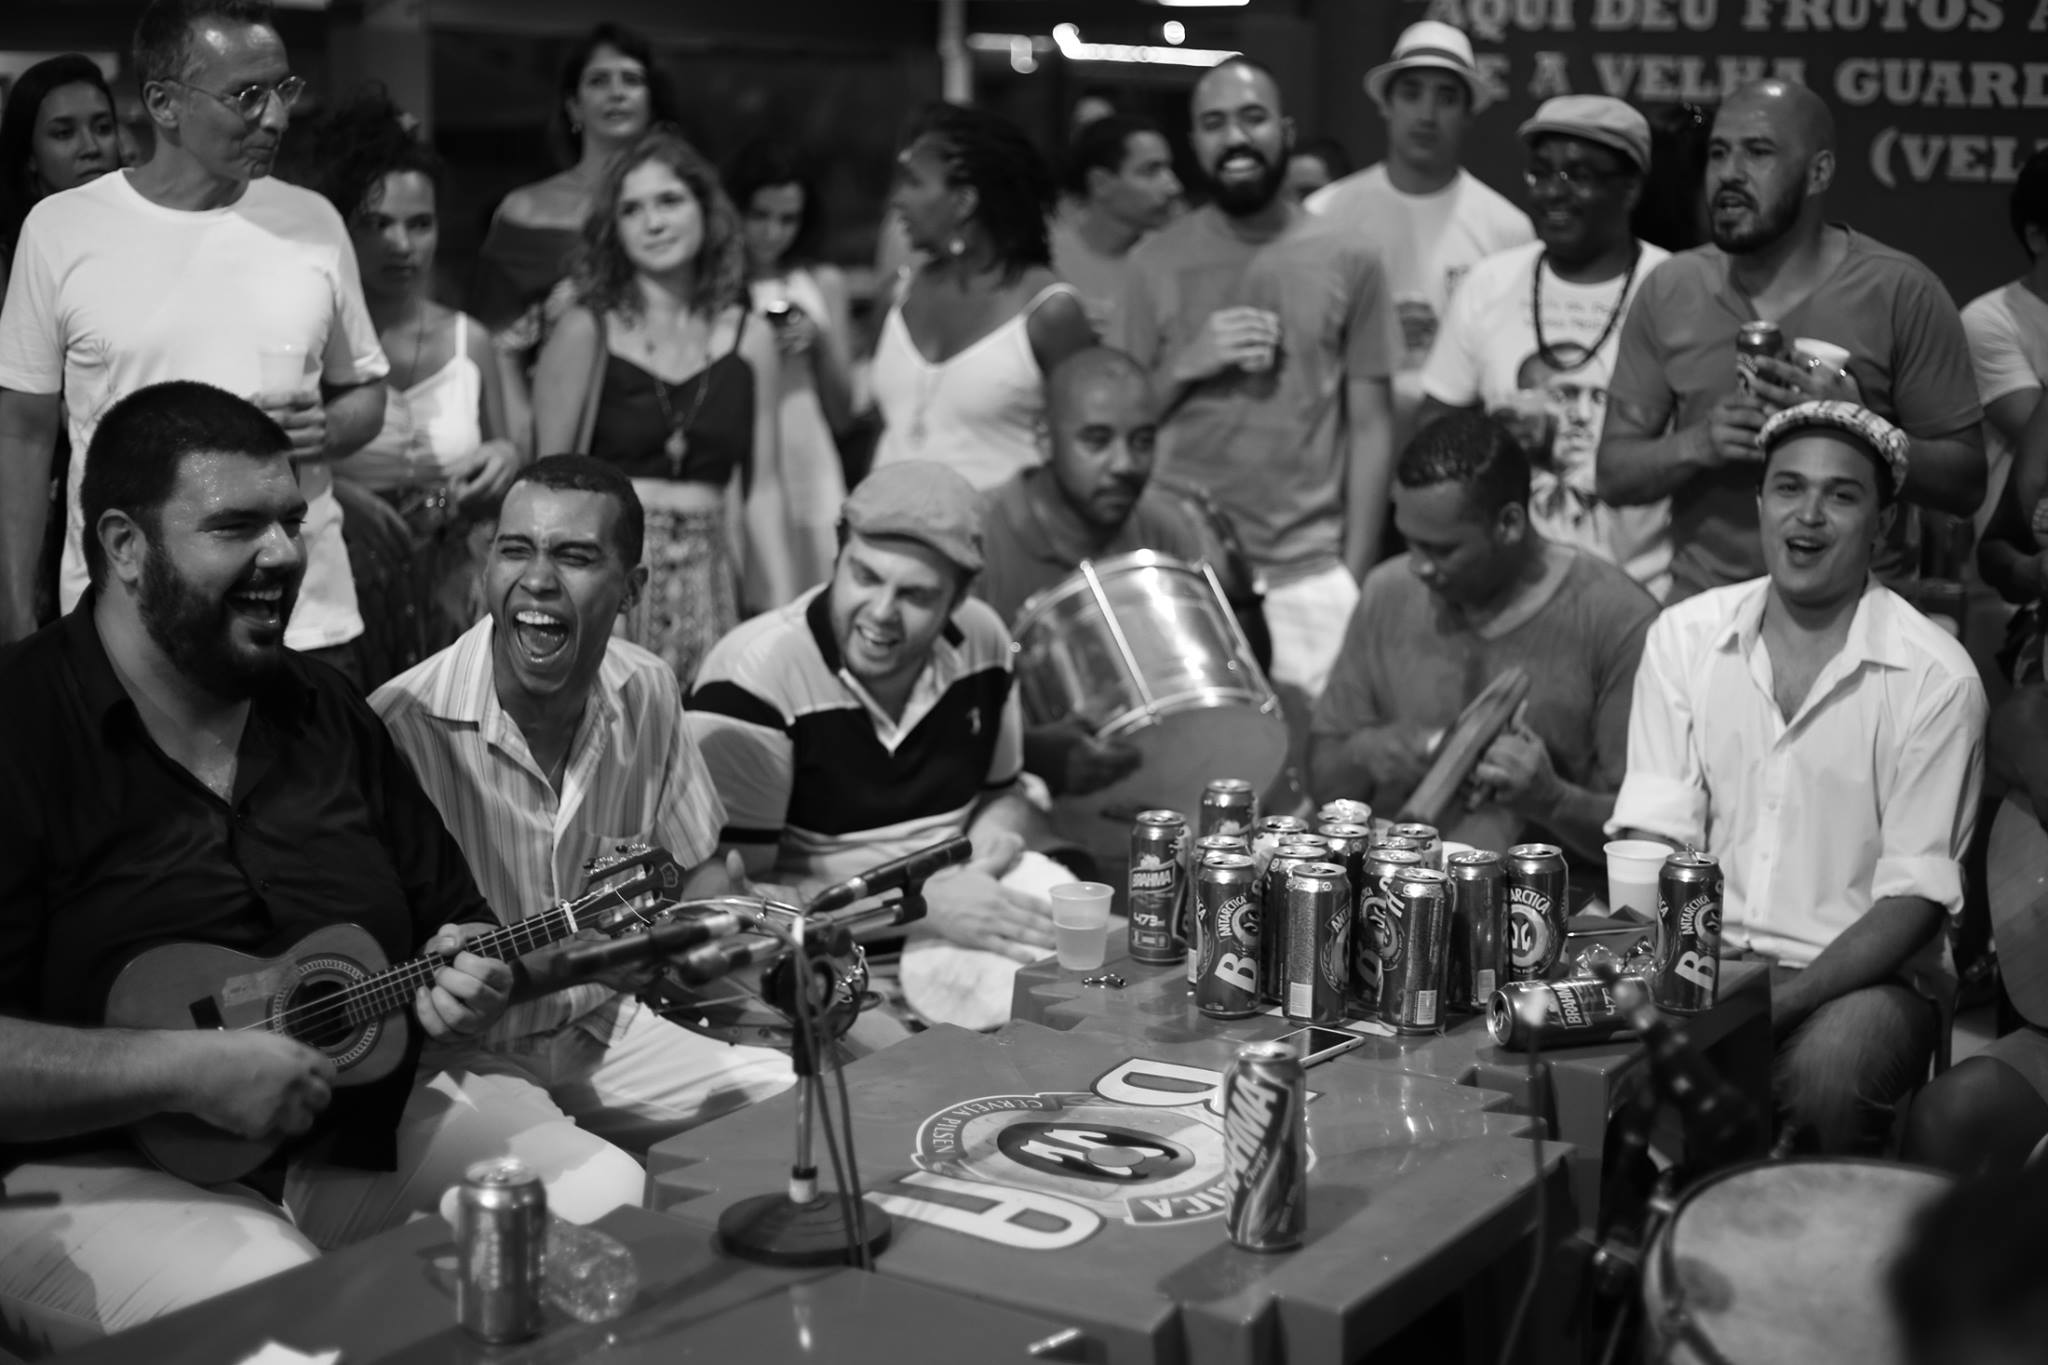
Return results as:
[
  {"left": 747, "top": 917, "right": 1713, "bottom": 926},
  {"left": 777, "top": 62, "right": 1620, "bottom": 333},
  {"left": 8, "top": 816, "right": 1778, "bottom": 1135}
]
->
[{"left": 1609, "top": 400, "right": 1986, "bottom": 1155}]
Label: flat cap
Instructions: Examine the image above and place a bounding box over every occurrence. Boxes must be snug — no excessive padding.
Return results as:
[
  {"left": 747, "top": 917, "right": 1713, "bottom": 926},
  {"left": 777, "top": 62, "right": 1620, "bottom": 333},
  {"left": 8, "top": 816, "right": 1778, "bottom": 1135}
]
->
[{"left": 840, "top": 460, "right": 985, "bottom": 574}]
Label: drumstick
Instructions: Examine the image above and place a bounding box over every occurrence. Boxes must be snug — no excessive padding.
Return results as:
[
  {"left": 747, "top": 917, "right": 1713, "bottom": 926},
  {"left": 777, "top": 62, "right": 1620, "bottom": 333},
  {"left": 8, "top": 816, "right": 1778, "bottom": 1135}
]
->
[{"left": 1398, "top": 669, "right": 1531, "bottom": 826}]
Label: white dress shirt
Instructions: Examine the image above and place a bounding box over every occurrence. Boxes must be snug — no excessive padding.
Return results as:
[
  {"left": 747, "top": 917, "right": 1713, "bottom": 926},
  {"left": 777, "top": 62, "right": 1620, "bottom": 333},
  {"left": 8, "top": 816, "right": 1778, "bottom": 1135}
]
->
[
  {"left": 372, "top": 619, "right": 727, "bottom": 1042},
  {"left": 1607, "top": 576, "right": 1985, "bottom": 967}
]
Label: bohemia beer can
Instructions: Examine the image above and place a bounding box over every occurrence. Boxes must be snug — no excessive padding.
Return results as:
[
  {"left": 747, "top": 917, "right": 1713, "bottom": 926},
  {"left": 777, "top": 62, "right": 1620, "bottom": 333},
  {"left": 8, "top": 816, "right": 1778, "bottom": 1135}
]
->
[
  {"left": 1446, "top": 850, "right": 1508, "bottom": 1012},
  {"left": 1376, "top": 867, "right": 1453, "bottom": 1034},
  {"left": 1655, "top": 850, "right": 1724, "bottom": 1013},
  {"left": 1355, "top": 846, "right": 1425, "bottom": 1016},
  {"left": 1128, "top": 810, "right": 1189, "bottom": 965},
  {"left": 1284, "top": 861, "right": 1350, "bottom": 1024},
  {"left": 1736, "top": 320, "right": 1787, "bottom": 394},
  {"left": 1223, "top": 1040, "right": 1308, "bottom": 1252},
  {"left": 1197, "top": 852, "right": 1262, "bottom": 1018},
  {"left": 456, "top": 1157, "right": 547, "bottom": 1343},
  {"left": 1387, "top": 822, "right": 1443, "bottom": 868},
  {"left": 1200, "top": 778, "right": 1259, "bottom": 843},
  {"left": 1505, "top": 843, "right": 1570, "bottom": 982},
  {"left": 1488, "top": 977, "right": 1644, "bottom": 1051},
  {"left": 1261, "top": 838, "right": 1329, "bottom": 1006}
]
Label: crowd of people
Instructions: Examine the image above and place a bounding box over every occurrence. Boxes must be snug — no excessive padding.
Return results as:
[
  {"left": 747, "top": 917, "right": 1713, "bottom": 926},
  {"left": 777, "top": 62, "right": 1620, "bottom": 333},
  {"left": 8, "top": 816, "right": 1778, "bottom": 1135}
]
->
[{"left": 2, "top": 0, "right": 2048, "bottom": 1354}]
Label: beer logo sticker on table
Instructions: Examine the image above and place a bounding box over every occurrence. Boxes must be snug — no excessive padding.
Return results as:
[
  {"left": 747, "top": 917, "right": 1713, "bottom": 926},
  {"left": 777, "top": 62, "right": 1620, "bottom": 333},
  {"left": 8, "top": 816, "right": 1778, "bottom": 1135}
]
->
[{"left": 886, "top": 1056, "right": 1316, "bottom": 1249}]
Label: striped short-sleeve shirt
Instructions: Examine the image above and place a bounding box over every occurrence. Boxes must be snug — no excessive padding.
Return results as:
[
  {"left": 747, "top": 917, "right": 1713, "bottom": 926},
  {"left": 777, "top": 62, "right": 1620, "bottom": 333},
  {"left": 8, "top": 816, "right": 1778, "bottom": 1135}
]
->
[
  {"left": 371, "top": 619, "right": 726, "bottom": 1043},
  {"left": 685, "top": 585, "right": 1022, "bottom": 893}
]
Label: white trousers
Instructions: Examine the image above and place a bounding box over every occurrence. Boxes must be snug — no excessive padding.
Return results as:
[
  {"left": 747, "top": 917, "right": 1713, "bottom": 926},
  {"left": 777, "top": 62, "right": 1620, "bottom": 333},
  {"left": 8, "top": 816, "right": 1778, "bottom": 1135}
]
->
[{"left": 0, "top": 1001, "right": 790, "bottom": 1353}]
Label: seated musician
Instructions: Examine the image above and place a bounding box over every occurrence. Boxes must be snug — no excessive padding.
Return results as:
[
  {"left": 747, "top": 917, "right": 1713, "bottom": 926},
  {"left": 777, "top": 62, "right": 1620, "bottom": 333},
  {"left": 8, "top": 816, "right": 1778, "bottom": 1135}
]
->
[
  {"left": 1308, "top": 411, "right": 1656, "bottom": 863},
  {"left": 0, "top": 384, "right": 518, "bottom": 1345},
  {"left": 685, "top": 461, "right": 1059, "bottom": 967},
  {"left": 1609, "top": 400, "right": 1987, "bottom": 1156},
  {"left": 368, "top": 458, "right": 791, "bottom": 1172},
  {"left": 978, "top": 346, "right": 1220, "bottom": 797}
]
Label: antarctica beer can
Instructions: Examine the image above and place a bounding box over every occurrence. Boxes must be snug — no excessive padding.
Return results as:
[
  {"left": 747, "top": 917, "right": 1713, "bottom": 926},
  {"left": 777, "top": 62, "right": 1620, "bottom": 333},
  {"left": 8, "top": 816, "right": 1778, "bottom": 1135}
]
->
[
  {"left": 1655, "top": 850, "right": 1724, "bottom": 1013},
  {"left": 1128, "top": 809, "right": 1189, "bottom": 965},
  {"left": 1223, "top": 1040, "right": 1307, "bottom": 1252},
  {"left": 1376, "top": 866, "right": 1452, "bottom": 1034},
  {"left": 1446, "top": 849, "right": 1508, "bottom": 1012},
  {"left": 1262, "top": 838, "right": 1329, "bottom": 1006},
  {"left": 1505, "top": 843, "right": 1570, "bottom": 982},
  {"left": 1283, "top": 861, "right": 1349, "bottom": 1024},
  {"left": 1354, "top": 846, "right": 1424, "bottom": 1016},
  {"left": 1197, "top": 853, "right": 1262, "bottom": 1019}
]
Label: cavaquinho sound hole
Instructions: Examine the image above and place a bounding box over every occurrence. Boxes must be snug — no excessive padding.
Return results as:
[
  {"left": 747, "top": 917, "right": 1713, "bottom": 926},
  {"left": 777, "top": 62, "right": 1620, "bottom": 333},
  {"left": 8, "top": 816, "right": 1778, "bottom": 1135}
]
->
[{"left": 285, "top": 978, "right": 357, "bottom": 1051}]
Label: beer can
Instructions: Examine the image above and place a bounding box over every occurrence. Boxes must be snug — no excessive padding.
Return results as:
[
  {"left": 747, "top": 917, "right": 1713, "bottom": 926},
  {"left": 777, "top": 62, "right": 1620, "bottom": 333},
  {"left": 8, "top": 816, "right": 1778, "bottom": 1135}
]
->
[
  {"left": 1190, "top": 834, "right": 1251, "bottom": 984},
  {"left": 1128, "top": 810, "right": 1189, "bottom": 966},
  {"left": 1223, "top": 1040, "right": 1308, "bottom": 1252},
  {"left": 1446, "top": 850, "right": 1508, "bottom": 1012},
  {"left": 1736, "top": 320, "right": 1787, "bottom": 393},
  {"left": 1376, "top": 867, "right": 1452, "bottom": 1034},
  {"left": 1197, "top": 832, "right": 1251, "bottom": 860},
  {"left": 1388, "top": 822, "right": 1443, "bottom": 868},
  {"left": 1196, "top": 853, "right": 1262, "bottom": 1019},
  {"left": 456, "top": 1157, "right": 547, "bottom": 1343},
  {"left": 1261, "top": 841, "right": 1327, "bottom": 1006},
  {"left": 1353, "top": 847, "right": 1423, "bottom": 1013},
  {"left": 1251, "top": 815, "right": 1312, "bottom": 878},
  {"left": 1370, "top": 834, "right": 1429, "bottom": 859},
  {"left": 1316, "top": 799, "right": 1373, "bottom": 828},
  {"left": 1488, "top": 977, "right": 1646, "bottom": 1051},
  {"left": 1314, "top": 822, "right": 1371, "bottom": 892},
  {"left": 1200, "top": 778, "right": 1259, "bottom": 843},
  {"left": 1283, "top": 861, "right": 1349, "bottom": 1024},
  {"left": 1655, "top": 851, "right": 1724, "bottom": 1013},
  {"left": 1505, "top": 843, "right": 1570, "bottom": 982}
]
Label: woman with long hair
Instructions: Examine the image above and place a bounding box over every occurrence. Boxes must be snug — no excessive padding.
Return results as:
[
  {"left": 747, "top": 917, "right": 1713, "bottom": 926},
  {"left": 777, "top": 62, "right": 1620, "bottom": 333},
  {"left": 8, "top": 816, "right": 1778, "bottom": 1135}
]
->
[
  {"left": 870, "top": 102, "right": 1096, "bottom": 490},
  {"left": 294, "top": 91, "right": 523, "bottom": 676},
  {"left": 475, "top": 24, "right": 681, "bottom": 443},
  {"left": 532, "top": 128, "right": 784, "bottom": 685},
  {"left": 0, "top": 55, "right": 118, "bottom": 627},
  {"left": 726, "top": 140, "right": 851, "bottom": 604}
]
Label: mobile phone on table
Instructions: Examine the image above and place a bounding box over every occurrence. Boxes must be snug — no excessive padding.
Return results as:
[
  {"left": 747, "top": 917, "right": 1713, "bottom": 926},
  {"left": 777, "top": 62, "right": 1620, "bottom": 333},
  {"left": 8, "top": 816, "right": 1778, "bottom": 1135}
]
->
[{"left": 1273, "top": 1024, "right": 1367, "bottom": 1067}]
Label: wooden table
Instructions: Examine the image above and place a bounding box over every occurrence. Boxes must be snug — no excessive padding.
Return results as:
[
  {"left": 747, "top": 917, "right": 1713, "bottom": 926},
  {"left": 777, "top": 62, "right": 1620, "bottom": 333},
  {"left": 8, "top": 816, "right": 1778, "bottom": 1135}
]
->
[
  {"left": 1011, "top": 952, "right": 1776, "bottom": 1228},
  {"left": 52, "top": 1205, "right": 1079, "bottom": 1365},
  {"left": 647, "top": 1020, "right": 1574, "bottom": 1365}
]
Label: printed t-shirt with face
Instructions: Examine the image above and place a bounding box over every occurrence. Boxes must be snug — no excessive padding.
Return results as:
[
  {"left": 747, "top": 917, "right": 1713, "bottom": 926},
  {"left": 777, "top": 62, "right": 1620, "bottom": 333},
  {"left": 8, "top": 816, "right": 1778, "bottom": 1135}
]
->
[{"left": 1422, "top": 238, "right": 1673, "bottom": 600}]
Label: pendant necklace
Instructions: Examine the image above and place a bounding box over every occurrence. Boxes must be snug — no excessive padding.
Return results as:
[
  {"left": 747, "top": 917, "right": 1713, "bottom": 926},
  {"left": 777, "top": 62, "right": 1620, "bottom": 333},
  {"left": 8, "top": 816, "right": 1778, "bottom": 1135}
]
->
[
  {"left": 1530, "top": 242, "right": 1642, "bottom": 373},
  {"left": 647, "top": 318, "right": 715, "bottom": 479}
]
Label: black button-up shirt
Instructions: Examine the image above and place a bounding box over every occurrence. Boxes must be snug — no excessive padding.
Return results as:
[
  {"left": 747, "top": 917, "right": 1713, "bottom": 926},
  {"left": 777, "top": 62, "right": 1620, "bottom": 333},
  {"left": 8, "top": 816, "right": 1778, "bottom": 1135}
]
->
[{"left": 0, "top": 602, "right": 494, "bottom": 1171}]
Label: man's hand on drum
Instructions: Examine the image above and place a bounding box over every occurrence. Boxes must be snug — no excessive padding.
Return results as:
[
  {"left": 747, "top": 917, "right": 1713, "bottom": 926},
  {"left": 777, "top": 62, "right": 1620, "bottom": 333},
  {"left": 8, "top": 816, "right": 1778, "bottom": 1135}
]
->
[
  {"left": 1034, "top": 718, "right": 1143, "bottom": 797},
  {"left": 921, "top": 833, "right": 1056, "bottom": 962}
]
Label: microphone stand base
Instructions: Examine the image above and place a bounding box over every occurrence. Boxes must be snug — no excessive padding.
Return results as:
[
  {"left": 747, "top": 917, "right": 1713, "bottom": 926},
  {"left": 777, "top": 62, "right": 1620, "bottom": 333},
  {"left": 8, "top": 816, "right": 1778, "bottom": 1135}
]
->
[{"left": 716, "top": 1192, "right": 894, "bottom": 1267}]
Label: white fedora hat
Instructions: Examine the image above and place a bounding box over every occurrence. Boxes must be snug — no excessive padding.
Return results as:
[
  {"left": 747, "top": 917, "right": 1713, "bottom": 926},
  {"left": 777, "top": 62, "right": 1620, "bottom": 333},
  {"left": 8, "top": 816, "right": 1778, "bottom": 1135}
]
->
[{"left": 1363, "top": 20, "right": 1491, "bottom": 113}]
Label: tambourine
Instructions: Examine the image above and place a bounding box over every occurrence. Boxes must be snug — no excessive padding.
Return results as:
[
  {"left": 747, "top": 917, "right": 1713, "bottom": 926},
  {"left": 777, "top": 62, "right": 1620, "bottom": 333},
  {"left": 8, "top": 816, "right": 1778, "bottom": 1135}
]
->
[{"left": 624, "top": 896, "right": 872, "bottom": 1050}]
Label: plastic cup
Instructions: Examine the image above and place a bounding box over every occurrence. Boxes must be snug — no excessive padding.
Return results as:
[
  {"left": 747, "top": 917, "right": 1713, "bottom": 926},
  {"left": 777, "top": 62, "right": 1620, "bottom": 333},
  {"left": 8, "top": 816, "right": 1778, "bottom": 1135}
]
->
[
  {"left": 1050, "top": 882, "right": 1113, "bottom": 971},
  {"left": 1604, "top": 839, "right": 1675, "bottom": 921},
  {"left": 257, "top": 342, "right": 310, "bottom": 397},
  {"left": 1792, "top": 338, "right": 1851, "bottom": 373}
]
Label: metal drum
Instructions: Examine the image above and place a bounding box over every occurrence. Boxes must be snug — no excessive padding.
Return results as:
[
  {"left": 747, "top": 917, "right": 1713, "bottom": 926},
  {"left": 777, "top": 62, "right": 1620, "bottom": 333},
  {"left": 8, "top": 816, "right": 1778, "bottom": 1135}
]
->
[
  {"left": 1640, "top": 1159, "right": 1950, "bottom": 1365},
  {"left": 1011, "top": 551, "right": 1287, "bottom": 860},
  {"left": 641, "top": 896, "right": 871, "bottom": 1049}
]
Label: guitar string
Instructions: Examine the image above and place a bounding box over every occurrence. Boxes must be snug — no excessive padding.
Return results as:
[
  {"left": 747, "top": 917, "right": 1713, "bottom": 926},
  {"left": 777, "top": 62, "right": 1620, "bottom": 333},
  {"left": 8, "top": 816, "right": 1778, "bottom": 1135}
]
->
[{"left": 240, "top": 879, "right": 647, "bottom": 1039}]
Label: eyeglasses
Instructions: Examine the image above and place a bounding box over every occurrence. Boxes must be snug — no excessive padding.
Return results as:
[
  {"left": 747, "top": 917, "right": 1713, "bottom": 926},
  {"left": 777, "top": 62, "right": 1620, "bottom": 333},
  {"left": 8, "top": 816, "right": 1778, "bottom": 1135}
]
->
[
  {"left": 1522, "top": 163, "right": 1627, "bottom": 195},
  {"left": 164, "top": 75, "right": 306, "bottom": 122}
]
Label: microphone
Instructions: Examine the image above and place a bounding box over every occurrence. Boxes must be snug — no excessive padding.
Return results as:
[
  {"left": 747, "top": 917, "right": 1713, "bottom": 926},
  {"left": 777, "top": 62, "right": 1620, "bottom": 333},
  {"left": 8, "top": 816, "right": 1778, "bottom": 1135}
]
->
[
  {"left": 669, "top": 922, "right": 856, "bottom": 987},
  {"left": 1596, "top": 964, "right": 1763, "bottom": 1166},
  {"left": 537, "top": 908, "right": 752, "bottom": 988},
  {"left": 805, "top": 836, "right": 974, "bottom": 916}
]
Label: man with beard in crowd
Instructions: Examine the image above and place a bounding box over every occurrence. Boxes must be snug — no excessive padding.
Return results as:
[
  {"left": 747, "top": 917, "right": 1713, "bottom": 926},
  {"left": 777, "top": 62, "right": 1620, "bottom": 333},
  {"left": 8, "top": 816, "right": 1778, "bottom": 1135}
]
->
[
  {"left": 1113, "top": 57, "right": 1393, "bottom": 733},
  {"left": 1596, "top": 78, "right": 1983, "bottom": 600},
  {"left": 0, "top": 0, "right": 387, "bottom": 677},
  {"left": 1050, "top": 115, "right": 1183, "bottom": 334},
  {"left": 0, "top": 383, "right": 535, "bottom": 1345}
]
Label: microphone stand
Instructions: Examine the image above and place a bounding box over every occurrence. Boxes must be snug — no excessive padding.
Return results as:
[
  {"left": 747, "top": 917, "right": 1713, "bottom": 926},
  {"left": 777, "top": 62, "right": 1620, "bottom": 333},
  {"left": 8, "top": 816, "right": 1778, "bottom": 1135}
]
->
[{"left": 718, "top": 877, "right": 932, "bottom": 1267}]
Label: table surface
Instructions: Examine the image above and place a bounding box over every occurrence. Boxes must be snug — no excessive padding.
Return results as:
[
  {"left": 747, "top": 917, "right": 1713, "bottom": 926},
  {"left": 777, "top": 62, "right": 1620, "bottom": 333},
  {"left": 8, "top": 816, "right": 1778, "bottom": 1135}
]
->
[
  {"left": 52, "top": 1205, "right": 1084, "bottom": 1365},
  {"left": 647, "top": 1020, "right": 1571, "bottom": 1365}
]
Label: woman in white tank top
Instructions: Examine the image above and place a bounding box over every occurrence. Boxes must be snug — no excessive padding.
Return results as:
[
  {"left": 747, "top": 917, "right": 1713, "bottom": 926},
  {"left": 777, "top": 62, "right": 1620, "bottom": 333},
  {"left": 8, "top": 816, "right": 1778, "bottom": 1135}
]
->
[
  {"left": 303, "top": 98, "right": 521, "bottom": 672},
  {"left": 870, "top": 103, "right": 1095, "bottom": 491}
]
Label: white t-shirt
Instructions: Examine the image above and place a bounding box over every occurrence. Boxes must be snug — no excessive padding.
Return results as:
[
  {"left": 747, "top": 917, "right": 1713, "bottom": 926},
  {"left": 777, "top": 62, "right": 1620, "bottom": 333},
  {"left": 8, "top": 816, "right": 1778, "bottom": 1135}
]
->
[
  {"left": 1421, "top": 238, "right": 1674, "bottom": 601},
  {"left": 1305, "top": 164, "right": 1533, "bottom": 419},
  {"left": 1960, "top": 279, "right": 2048, "bottom": 535},
  {"left": 0, "top": 171, "right": 389, "bottom": 650}
]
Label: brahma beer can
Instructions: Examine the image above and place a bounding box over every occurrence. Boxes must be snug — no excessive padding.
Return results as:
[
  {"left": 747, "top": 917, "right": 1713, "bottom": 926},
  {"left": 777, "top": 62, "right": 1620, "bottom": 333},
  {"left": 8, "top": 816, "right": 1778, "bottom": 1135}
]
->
[
  {"left": 1261, "top": 838, "right": 1329, "bottom": 1006},
  {"left": 1387, "top": 822, "right": 1443, "bottom": 868},
  {"left": 1505, "top": 843, "right": 1569, "bottom": 982},
  {"left": 1446, "top": 850, "right": 1507, "bottom": 1012},
  {"left": 1283, "top": 861, "right": 1349, "bottom": 1024},
  {"left": 456, "top": 1157, "right": 547, "bottom": 1343},
  {"left": 1655, "top": 851, "right": 1723, "bottom": 1013},
  {"left": 1200, "top": 778, "right": 1259, "bottom": 843},
  {"left": 1196, "top": 853, "right": 1262, "bottom": 1019},
  {"left": 1488, "top": 977, "right": 1645, "bottom": 1051},
  {"left": 1223, "top": 1040, "right": 1307, "bottom": 1251},
  {"left": 1376, "top": 866, "right": 1452, "bottom": 1034},
  {"left": 1128, "top": 809, "right": 1189, "bottom": 965},
  {"left": 1354, "top": 847, "right": 1424, "bottom": 1016}
]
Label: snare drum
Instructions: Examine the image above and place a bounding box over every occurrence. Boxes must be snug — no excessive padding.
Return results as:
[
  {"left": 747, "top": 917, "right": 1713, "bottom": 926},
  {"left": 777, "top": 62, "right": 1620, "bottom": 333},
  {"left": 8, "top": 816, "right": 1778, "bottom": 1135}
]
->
[
  {"left": 1641, "top": 1159, "right": 1950, "bottom": 1365},
  {"left": 641, "top": 897, "right": 870, "bottom": 1049},
  {"left": 1011, "top": 551, "right": 1287, "bottom": 859}
]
